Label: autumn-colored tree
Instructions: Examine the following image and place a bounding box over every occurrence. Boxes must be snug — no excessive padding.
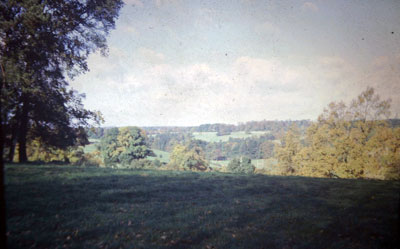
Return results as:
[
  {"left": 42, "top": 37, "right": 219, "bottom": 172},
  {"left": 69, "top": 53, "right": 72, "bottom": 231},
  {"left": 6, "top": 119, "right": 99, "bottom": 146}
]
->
[
  {"left": 275, "top": 123, "right": 302, "bottom": 175},
  {"left": 277, "top": 87, "right": 399, "bottom": 179},
  {"left": 168, "top": 144, "right": 209, "bottom": 171}
]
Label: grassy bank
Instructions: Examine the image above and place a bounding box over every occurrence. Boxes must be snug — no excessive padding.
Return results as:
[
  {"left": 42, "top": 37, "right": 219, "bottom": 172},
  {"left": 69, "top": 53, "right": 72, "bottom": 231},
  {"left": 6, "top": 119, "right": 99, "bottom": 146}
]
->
[{"left": 5, "top": 164, "right": 399, "bottom": 248}]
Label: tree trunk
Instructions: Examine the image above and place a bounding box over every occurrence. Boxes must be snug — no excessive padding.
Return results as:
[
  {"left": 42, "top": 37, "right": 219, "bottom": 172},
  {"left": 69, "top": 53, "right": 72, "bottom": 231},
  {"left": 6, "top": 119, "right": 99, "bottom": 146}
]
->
[
  {"left": 0, "top": 62, "right": 8, "bottom": 247},
  {"left": 7, "top": 107, "right": 20, "bottom": 162},
  {"left": 18, "top": 100, "right": 29, "bottom": 163},
  {"left": 7, "top": 122, "right": 18, "bottom": 162}
]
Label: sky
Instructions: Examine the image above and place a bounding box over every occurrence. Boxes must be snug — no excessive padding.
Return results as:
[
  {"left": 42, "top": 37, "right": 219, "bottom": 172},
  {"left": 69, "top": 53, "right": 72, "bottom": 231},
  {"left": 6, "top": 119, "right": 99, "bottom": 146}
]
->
[{"left": 71, "top": 0, "right": 400, "bottom": 127}]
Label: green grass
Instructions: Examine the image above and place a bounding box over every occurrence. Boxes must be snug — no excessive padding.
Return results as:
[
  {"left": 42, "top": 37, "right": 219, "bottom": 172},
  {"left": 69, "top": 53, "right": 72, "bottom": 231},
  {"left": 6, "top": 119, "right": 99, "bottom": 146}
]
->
[
  {"left": 192, "top": 131, "right": 270, "bottom": 143},
  {"left": 83, "top": 139, "right": 100, "bottom": 154},
  {"left": 5, "top": 164, "right": 399, "bottom": 249},
  {"left": 147, "top": 149, "right": 170, "bottom": 164}
]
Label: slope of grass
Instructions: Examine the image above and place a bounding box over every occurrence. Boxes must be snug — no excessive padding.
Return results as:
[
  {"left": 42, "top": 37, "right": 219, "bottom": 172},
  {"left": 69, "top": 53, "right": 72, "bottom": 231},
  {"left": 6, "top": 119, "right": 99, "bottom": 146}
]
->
[
  {"left": 83, "top": 139, "right": 100, "bottom": 154},
  {"left": 147, "top": 149, "right": 170, "bottom": 164},
  {"left": 5, "top": 164, "right": 399, "bottom": 249},
  {"left": 192, "top": 131, "right": 270, "bottom": 143}
]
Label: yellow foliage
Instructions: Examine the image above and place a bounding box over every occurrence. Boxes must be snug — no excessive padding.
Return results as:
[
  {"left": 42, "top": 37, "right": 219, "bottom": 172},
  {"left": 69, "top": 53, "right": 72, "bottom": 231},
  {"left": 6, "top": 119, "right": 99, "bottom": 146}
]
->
[
  {"left": 168, "top": 144, "right": 209, "bottom": 171},
  {"left": 276, "top": 87, "right": 400, "bottom": 180}
]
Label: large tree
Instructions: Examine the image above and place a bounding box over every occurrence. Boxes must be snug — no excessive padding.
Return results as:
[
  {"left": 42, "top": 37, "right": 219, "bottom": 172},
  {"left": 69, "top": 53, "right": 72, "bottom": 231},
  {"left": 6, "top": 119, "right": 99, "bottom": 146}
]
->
[
  {"left": 0, "top": 0, "right": 124, "bottom": 245},
  {"left": 99, "top": 127, "right": 152, "bottom": 167},
  {"left": 1, "top": 0, "right": 123, "bottom": 162}
]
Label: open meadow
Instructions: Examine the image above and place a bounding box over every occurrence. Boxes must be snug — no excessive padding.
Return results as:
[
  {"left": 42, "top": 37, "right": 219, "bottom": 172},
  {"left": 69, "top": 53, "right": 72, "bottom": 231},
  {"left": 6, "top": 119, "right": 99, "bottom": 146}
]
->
[
  {"left": 192, "top": 131, "right": 271, "bottom": 143},
  {"left": 5, "top": 164, "right": 399, "bottom": 249}
]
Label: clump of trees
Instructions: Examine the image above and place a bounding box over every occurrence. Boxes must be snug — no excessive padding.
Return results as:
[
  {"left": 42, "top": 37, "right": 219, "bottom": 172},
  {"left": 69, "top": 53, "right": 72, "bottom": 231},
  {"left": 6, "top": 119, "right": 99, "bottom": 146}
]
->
[
  {"left": 227, "top": 157, "right": 255, "bottom": 174},
  {"left": 99, "top": 127, "right": 152, "bottom": 167},
  {"left": 276, "top": 87, "right": 400, "bottom": 179},
  {"left": 168, "top": 145, "right": 209, "bottom": 171}
]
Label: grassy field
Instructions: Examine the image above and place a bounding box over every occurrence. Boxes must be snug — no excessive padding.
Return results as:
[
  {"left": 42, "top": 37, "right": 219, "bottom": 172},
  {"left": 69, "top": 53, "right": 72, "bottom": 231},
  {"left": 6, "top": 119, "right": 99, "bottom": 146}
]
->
[
  {"left": 192, "top": 131, "right": 270, "bottom": 143},
  {"left": 5, "top": 164, "right": 399, "bottom": 249},
  {"left": 147, "top": 149, "right": 170, "bottom": 164},
  {"left": 83, "top": 139, "right": 100, "bottom": 154}
]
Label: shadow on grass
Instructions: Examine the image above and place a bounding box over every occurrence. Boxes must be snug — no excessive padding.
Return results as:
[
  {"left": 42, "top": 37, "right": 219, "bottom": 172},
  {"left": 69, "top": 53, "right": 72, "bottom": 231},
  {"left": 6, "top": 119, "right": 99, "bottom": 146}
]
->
[{"left": 5, "top": 164, "right": 400, "bottom": 249}]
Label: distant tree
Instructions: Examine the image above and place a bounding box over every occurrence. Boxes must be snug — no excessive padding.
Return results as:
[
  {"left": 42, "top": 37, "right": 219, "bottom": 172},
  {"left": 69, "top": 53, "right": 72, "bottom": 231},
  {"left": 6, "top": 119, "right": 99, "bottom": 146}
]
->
[
  {"left": 259, "top": 140, "right": 275, "bottom": 158},
  {"left": 86, "top": 127, "right": 105, "bottom": 139},
  {"left": 99, "top": 127, "right": 152, "bottom": 167},
  {"left": 227, "top": 156, "right": 255, "bottom": 174},
  {"left": 168, "top": 145, "right": 209, "bottom": 171},
  {"left": 148, "top": 132, "right": 193, "bottom": 152}
]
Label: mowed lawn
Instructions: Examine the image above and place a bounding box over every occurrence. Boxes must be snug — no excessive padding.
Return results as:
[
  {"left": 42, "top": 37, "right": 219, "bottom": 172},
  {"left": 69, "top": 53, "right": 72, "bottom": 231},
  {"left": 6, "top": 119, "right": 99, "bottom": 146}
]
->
[{"left": 5, "top": 164, "right": 399, "bottom": 249}]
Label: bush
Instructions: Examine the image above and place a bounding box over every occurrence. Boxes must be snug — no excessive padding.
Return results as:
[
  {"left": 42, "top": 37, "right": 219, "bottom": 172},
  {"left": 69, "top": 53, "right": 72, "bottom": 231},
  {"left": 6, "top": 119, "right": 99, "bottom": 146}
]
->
[
  {"left": 227, "top": 157, "right": 255, "bottom": 174},
  {"left": 152, "top": 159, "right": 162, "bottom": 168},
  {"left": 81, "top": 151, "right": 104, "bottom": 167},
  {"left": 127, "top": 159, "right": 161, "bottom": 170},
  {"left": 168, "top": 145, "right": 209, "bottom": 171}
]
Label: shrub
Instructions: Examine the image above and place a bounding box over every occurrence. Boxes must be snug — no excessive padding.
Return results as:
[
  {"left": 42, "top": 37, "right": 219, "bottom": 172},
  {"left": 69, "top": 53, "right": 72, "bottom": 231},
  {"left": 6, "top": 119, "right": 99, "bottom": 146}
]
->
[
  {"left": 152, "top": 159, "right": 162, "bottom": 168},
  {"left": 227, "top": 157, "right": 255, "bottom": 174},
  {"left": 168, "top": 145, "right": 209, "bottom": 171}
]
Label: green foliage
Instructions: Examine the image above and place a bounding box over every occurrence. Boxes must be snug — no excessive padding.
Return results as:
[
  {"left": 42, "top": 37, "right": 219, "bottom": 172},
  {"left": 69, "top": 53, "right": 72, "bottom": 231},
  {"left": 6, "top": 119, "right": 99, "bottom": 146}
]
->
[
  {"left": 152, "top": 159, "right": 162, "bottom": 168},
  {"left": 99, "top": 127, "right": 152, "bottom": 167},
  {"left": 227, "top": 157, "right": 255, "bottom": 174},
  {"left": 0, "top": 0, "right": 123, "bottom": 162},
  {"left": 168, "top": 145, "right": 209, "bottom": 171},
  {"left": 25, "top": 139, "right": 69, "bottom": 163}
]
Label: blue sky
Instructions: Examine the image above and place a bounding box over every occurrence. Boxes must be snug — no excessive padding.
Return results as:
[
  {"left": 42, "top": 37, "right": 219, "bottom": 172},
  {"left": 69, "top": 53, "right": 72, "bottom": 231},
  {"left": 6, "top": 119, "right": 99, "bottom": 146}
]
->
[{"left": 71, "top": 0, "right": 400, "bottom": 126}]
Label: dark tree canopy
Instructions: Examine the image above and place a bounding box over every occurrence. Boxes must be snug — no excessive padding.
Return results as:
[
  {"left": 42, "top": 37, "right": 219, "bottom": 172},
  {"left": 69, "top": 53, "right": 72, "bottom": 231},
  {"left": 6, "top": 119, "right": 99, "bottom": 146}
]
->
[{"left": 0, "top": 0, "right": 124, "bottom": 162}]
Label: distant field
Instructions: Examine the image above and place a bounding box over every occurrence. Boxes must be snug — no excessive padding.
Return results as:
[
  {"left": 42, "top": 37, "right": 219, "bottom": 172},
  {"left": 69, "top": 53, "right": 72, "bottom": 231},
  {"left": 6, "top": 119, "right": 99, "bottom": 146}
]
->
[
  {"left": 147, "top": 149, "right": 170, "bottom": 164},
  {"left": 5, "top": 164, "right": 399, "bottom": 249},
  {"left": 82, "top": 139, "right": 100, "bottom": 153},
  {"left": 88, "top": 138, "right": 100, "bottom": 143},
  {"left": 211, "top": 158, "right": 278, "bottom": 169},
  {"left": 192, "top": 131, "right": 270, "bottom": 143}
]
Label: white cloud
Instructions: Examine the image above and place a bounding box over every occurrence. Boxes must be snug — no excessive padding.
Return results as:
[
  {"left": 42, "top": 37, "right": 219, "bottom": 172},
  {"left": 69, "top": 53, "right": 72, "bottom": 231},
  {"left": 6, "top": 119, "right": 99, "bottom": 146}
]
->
[
  {"left": 72, "top": 51, "right": 400, "bottom": 126},
  {"left": 302, "top": 2, "right": 318, "bottom": 12}
]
